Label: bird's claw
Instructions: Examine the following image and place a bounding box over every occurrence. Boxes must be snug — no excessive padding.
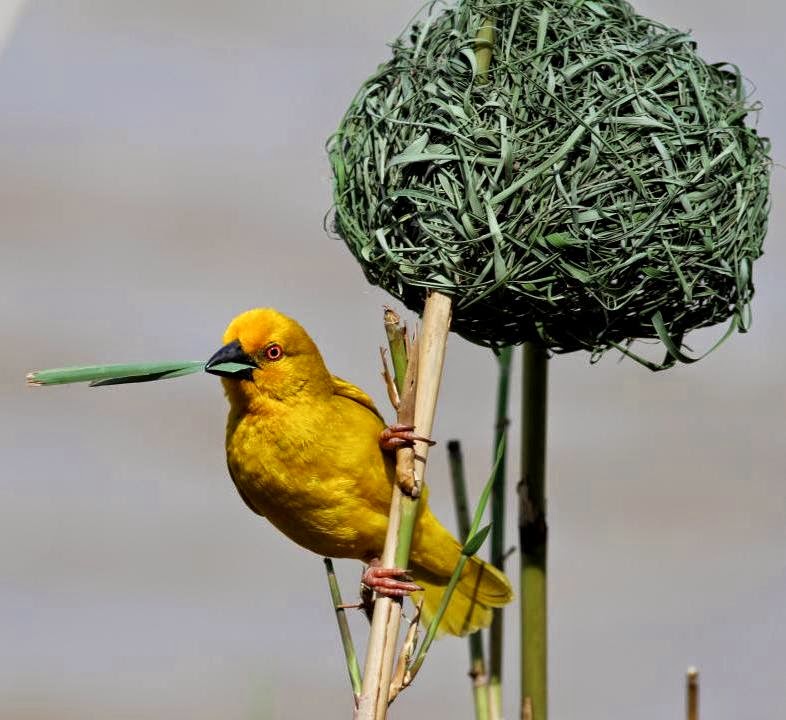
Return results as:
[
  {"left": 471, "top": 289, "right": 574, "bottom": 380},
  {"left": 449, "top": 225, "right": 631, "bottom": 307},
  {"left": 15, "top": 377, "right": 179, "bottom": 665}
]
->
[
  {"left": 379, "top": 423, "right": 436, "bottom": 453},
  {"left": 362, "top": 562, "right": 423, "bottom": 598}
]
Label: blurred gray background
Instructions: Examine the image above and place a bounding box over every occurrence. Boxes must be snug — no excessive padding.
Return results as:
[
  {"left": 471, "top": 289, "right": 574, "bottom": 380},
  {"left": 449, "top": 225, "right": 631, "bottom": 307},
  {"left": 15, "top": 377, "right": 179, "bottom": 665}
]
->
[{"left": 1, "top": 1, "right": 784, "bottom": 718}]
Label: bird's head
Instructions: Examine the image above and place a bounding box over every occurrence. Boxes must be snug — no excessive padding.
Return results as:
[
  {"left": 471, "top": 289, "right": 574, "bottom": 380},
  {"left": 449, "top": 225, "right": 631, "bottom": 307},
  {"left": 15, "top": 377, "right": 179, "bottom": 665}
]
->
[{"left": 205, "top": 308, "right": 331, "bottom": 405}]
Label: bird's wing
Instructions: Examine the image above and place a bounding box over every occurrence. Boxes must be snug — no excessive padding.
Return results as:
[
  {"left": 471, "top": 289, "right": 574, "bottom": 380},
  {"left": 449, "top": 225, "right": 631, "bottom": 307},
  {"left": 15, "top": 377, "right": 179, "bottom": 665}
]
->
[{"left": 331, "top": 375, "right": 385, "bottom": 421}]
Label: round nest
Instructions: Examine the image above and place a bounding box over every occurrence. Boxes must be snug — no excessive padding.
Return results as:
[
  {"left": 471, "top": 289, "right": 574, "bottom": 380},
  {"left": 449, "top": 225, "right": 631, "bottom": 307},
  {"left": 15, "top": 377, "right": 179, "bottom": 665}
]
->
[{"left": 329, "top": 0, "right": 771, "bottom": 359}]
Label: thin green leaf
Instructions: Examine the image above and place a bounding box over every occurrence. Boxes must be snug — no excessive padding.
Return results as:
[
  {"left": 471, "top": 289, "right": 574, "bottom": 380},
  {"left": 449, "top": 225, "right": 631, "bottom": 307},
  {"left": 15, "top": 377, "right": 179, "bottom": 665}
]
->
[
  {"left": 543, "top": 232, "right": 581, "bottom": 248},
  {"left": 324, "top": 558, "right": 362, "bottom": 698},
  {"left": 27, "top": 361, "right": 205, "bottom": 387},
  {"left": 462, "top": 523, "right": 492, "bottom": 556},
  {"left": 584, "top": 1, "right": 609, "bottom": 18},
  {"left": 486, "top": 202, "right": 508, "bottom": 282},
  {"left": 408, "top": 438, "right": 506, "bottom": 676}
]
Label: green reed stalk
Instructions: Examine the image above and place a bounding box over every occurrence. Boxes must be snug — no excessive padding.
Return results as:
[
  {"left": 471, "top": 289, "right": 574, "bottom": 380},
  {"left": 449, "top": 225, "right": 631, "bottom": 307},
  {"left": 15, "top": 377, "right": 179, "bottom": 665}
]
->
[
  {"left": 448, "top": 440, "right": 489, "bottom": 720},
  {"left": 324, "top": 558, "right": 363, "bottom": 699},
  {"left": 519, "top": 343, "right": 549, "bottom": 720},
  {"left": 488, "top": 346, "right": 512, "bottom": 720}
]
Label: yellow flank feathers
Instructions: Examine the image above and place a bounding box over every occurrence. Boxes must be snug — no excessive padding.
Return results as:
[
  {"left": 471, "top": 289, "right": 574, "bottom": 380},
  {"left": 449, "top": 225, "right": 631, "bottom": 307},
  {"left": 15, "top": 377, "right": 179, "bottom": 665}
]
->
[{"left": 215, "top": 308, "right": 513, "bottom": 636}]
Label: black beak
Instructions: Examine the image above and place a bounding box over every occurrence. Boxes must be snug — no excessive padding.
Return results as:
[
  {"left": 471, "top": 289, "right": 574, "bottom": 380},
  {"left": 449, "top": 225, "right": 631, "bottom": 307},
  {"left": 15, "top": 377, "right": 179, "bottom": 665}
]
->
[{"left": 205, "top": 339, "right": 257, "bottom": 380}]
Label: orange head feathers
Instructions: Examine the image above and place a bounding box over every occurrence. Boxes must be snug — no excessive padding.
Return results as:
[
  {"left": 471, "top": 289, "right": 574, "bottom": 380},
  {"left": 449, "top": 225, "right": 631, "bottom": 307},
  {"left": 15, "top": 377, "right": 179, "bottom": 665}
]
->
[{"left": 205, "top": 308, "right": 332, "bottom": 405}]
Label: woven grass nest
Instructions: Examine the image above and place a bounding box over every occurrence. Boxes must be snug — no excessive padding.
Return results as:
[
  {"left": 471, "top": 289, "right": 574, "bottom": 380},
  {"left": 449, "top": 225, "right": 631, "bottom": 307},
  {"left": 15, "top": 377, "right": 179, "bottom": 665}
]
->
[{"left": 329, "top": 0, "right": 771, "bottom": 362}]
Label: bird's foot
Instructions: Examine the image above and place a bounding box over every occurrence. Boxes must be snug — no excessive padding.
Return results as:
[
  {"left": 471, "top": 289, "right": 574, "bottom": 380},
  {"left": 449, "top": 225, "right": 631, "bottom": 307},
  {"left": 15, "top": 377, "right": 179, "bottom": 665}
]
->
[
  {"left": 380, "top": 424, "right": 434, "bottom": 497},
  {"left": 379, "top": 423, "right": 436, "bottom": 453},
  {"left": 362, "top": 559, "right": 423, "bottom": 598}
]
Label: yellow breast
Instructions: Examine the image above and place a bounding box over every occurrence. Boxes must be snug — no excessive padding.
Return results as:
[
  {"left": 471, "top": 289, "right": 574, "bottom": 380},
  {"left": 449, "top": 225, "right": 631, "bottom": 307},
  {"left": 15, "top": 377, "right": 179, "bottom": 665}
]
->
[{"left": 225, "top": 391, "right": 393, "bottom": 561}]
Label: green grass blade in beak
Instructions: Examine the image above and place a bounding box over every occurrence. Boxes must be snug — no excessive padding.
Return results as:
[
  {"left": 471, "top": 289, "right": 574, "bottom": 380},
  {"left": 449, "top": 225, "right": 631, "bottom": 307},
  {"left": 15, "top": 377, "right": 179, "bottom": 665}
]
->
[
  {"left": 205, "top": 340, "right": 256, "bottom": 379},
  {"left": 27, "top": 361, "right": 206, "bottom": 387}
]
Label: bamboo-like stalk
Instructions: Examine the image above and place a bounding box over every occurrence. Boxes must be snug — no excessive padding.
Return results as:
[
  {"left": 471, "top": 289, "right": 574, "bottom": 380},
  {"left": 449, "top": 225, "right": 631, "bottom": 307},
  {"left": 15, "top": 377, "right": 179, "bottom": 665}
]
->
[
  {"left": 488, "top": 346, "right": 513, "bottom": 720},
  {"left": 686, "top": 667, "right": 699, "bottom": 720},
  {"left": 373, "top": 324, "right": 418, "bottom": 718},
  {"left": 358, "top": 314, "right": 414, "bottom": 720},
  {"left": 475, "top": 15, "right": 495, "bottom": 82},
  {"left": 519, "top": 343, "right": 549, "bottom": 720},
  {"left": 324, "top": 558, "right": 363, "bottom": 700},
  {"left": 357, "top": 292, "right": 452, "bottom": 720},
  {"left": 448, "top": 440, "right": 490, "bottom": 720},
  {"left": 448, "top": 441, "right": 473, "bottom": 540},
  {"left": 384, "top": 309, "right": 409, "bottom": 396},
  {"left": 359, "top": 16, "right": 493, "bottom": 702},
  {"left": 472, "top": 16, "right": 501, "bottom": 717}
]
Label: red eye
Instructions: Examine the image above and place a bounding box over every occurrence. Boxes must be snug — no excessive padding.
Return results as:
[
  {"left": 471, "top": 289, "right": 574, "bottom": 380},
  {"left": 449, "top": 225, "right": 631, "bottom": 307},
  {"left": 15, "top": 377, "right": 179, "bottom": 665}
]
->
[{"left": 264, "top": 343, "right": 283, "bottom": 361}]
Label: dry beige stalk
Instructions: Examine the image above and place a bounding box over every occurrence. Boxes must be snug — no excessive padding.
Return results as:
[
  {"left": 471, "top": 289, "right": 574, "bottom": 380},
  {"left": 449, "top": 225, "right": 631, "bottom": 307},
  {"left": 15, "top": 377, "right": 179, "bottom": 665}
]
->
[
  {"left": 686, "top": 667, "right": 699, "bottom": 720},
  {"left": 356, "top": 292, "right": 452, "bottom": 720},
  {"left": 379, "top": 348, "right": 400, "bottom": 409},
  {"left": 388, "top": 600, "right": 422, "bottom": 703},
  {"left": 521, "top": 696, "right": 534, "bottom": 720}
]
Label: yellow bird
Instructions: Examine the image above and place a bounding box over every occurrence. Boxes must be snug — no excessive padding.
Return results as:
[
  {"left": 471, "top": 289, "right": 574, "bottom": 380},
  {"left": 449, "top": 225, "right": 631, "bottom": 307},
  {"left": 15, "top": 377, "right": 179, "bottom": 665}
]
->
[{"left": 205, "top": 308, "right": 512, "bottom": 636}]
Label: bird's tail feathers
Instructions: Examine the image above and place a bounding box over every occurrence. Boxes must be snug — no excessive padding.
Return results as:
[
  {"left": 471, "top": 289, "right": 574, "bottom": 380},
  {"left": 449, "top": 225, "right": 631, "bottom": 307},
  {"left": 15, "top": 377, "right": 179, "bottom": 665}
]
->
[{"left": 412, "top": 555, "right": 513, "bottom": 637}]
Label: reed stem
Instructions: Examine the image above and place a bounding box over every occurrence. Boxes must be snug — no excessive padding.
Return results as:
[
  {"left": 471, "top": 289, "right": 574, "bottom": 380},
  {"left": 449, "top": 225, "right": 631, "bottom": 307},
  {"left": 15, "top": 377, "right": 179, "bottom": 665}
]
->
[
  {"left": 357, "top": 293, "right": 452, "bottom": 719},
  {"left": 475, "top": 15, "right": 495, "bottom": 82},
  {"left": 686, "top": 667, "right": 699, "bottom": 720},
  {"left": 488, "top": 346, "right": 513, "bottom": 720},
  {"left": 384, "top": 309, "right": 408, "bottom": 395},
  {"left": 324, "top": 558, "right": 363, "bottom": 700},
  {"left": 519, "top": 343, "right": 549, "bottom": 720},
  {"left": 448, "top": 440, "right": 489, "bottom": 720}
]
